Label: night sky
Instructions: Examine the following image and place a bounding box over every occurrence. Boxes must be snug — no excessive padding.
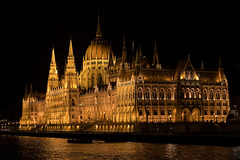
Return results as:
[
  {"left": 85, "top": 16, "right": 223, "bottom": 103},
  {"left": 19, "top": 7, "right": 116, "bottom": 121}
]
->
[{"left": 1, "top": 1, "right": 239, "bottom": 120}]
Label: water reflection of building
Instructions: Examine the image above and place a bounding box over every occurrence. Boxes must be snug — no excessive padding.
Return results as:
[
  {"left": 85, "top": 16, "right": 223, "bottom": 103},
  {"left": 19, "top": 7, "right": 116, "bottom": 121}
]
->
[{"left": 20, "top": 15, "right": 230, "bottom": 132}]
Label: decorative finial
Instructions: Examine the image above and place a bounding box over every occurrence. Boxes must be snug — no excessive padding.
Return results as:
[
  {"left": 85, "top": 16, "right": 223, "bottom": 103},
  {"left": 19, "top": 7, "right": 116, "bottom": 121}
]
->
[{"left": 96, "top": 10, "right": 102, "bottom": 39}]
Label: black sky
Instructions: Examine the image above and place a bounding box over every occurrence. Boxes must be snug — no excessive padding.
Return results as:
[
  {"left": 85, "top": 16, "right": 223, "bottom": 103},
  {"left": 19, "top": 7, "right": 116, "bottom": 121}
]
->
[{"left": 1, "top": 1, "right": 240, "bottom": 120}]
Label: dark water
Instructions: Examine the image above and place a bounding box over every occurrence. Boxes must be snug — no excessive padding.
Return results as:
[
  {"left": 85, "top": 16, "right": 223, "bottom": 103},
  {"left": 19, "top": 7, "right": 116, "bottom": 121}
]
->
[{"left": 0, "top": 135, "right": 240, "bottom": 160}]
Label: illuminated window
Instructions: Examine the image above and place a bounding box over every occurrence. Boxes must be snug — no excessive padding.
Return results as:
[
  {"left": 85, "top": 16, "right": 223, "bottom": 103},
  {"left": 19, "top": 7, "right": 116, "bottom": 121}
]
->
[
  {"left": 153, "top": 88, "right": 157, "bottom": 98},
  {"left": 203, "top": 89, "right": 207, "bottom": 99},
  {"left": 210, "top": 90, "right": 214, "bottom": 100},
  {"left": 167, "top": 89, "right": 171, "bottom": 99},
  {"left": 161, "top": 109, "right": 165, "bottom": 115},
  {"left": 204, "top": 110, "right": 208, "bottom": 115},
  {"left": 146, "top": 88, "right": 150, "bottom": 99},
  {"left": 153, "top": 108, "right": 158, "bottom": 115},
  {"left": 222, "top": 90, "right": 226, "bottom": 99},
  {"left": 216, "top": 90, "right": 220, "bottom": 99},
  {"left": 160, "top": 89, "right": 164, "bottom": 99}
]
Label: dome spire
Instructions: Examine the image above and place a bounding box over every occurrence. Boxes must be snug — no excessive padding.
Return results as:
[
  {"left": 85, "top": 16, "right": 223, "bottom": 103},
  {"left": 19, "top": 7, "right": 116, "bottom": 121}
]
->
[{"left": 96, "top": 11, "right": 102, "bottom": 39}]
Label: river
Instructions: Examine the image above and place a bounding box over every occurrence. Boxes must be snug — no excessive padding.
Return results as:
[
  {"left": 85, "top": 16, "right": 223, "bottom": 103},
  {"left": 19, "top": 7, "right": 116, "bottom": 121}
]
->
[{"left": 0, "top": 135, "right": 240, "bottom": 159}]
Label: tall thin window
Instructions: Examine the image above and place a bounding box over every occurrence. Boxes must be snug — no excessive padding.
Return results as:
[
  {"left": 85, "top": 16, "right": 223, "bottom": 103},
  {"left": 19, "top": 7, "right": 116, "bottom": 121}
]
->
[
  {"left": 167, "top": 89, "right": 171, "bottom": 99},
  {"left": 160, "top": 89, "right": 164, "bottom": 99},
  {"left": 222, "top": 90, "right": 226, "bottom": 99},
  {"left": 153, "top": 88, "right": 157, "bottom": 99},
  {"left": 210, "top": 90, "right": 213, "bottom": 100}
]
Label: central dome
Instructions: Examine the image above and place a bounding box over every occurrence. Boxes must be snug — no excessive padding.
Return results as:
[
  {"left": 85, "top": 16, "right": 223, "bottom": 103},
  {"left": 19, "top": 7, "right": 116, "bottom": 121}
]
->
[{"left": 85, "top": 40, "right": 111, "bottom": 60}]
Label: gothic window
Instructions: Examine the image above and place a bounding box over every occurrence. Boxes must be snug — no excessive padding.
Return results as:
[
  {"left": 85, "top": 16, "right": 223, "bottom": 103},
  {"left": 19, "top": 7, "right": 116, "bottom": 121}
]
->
[
  {"left": 138, "top": 88, "right": 142, "bottom": 99},
  {"left": 196, "top": 88, "right": 200, "bottom": 99},
  {"left": 210, "top": 110, "right": 214, "bottom": 115},
  {"left": 161, "top": 109, "right": 165, "bottom": 115},
  {"left": 192, "top": 88, "right": 195, "bottom": 98},
  {"left": 146, "top": 88, "right": 150, "bottom": 99},
  {"left": 223, "top": 110, "right": 227, "bottom": 115},
  {"left": 185, "top": 66, "right": 194, "bottom": 80},
  {"left": 216, "top": 89, "right": 220, "bottom": 99},
  {"left": 167, "top": 89, "right": 171, "bottom": 99},
  {"left": 168, "top": 109, "right": 172, "bottom": 115},
  {"left": 153, "top": 108, "right": 158, "bottom": 115},
  {"left": 160, "top": 88, "right": 164, "bottom": 99},
  {"left": 186, "top": 88, "right": 190, "bottom": 99},
  {"left": 204, "top": 109, "right": 208, "bottom": 115},
  {"left": 72, "top": 99, "right": 75, "bottom": 106},
  {"left": 222, "top": 90, "right": 226, "bottom": 99},
  {"left": 181, "top": 88, "right": 185, "bottom": 98},
  {"left": 146, "top": 108, "right": 151, "bottom": 115},
  {"left": 139, "top": 109, "right": 143, "bottom": 116},
  {"left": 210, "top": 89, "right": 214, "bottom": 100},
  {"left": 203, "top": 89, "right": 207, "bottom": 99},
  {"left": 153, "top": 88, "right": 157, "bottom": 99}
]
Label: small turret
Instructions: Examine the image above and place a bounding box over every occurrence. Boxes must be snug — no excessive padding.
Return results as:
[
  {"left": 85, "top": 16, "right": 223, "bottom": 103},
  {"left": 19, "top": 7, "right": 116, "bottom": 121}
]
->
[
  {"left": 122, "top": 36, "right": 127, "bottom": 62},
  {"left": 152, "top": 40, "right": 159, "bottom": 67}
]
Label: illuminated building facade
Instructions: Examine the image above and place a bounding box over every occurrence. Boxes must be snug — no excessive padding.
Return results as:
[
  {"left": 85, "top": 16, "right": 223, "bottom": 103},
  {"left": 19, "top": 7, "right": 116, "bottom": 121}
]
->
[{"left": 20, "top": 16, "right": 229, "bottom": 132}]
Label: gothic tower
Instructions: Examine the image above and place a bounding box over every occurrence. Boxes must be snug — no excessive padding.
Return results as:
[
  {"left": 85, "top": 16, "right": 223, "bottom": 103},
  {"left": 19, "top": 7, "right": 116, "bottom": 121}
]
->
[
  {"left": 64, "top": 37, "right": 78, "bottom": 89},
  {"left": 47, "top": 45, "right": 59, "bottom": 92}
]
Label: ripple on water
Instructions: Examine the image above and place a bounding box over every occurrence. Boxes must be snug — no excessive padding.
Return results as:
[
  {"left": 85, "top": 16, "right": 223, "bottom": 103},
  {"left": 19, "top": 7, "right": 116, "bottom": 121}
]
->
[{"left": 0, "top": 135, "right": 239, "bottom": 160}]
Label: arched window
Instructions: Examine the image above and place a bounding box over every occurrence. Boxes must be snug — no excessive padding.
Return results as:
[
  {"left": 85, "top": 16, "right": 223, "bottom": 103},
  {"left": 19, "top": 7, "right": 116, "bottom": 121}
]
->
[
  {"left": 186, "top": 88, "right": 190, "bottom": 99},
  {"left": 167, "top": 89, "right": 171, "bottom": 99},
  {"left": 181, "top": 88, "right": 185, "bottom": 98},
  {"left": 153, "top": 108, "right": 158, "bottom": 115},
  {"left": 185, "top": 66, "right": 194, "bottom": 80},
  {"left": 139, "top": 109, "right": 143, "bottom": 116},
  {"left": 203, "top": 89, "right": 207, "bottom": 99},
  {"left": 196, "top": 88, "right": 200, "bottom": 99},
  {"left": 138, "top": 88, "right": 142, "bottom": 99},
  {"left": 216, "top": 89, "right": 220, "bottom": 99},
  {"left": 153, "top": 88, "right": 157, "bottom": 99},
  {"left": 210, "top": 89, "right": 214, "bottom": 100},
  {"left": 222, "top": 90, "right": 226, "bottom": 99},
  {"left": 161, "top": 109, "right": 165, "bottom": 115},
  {"left": 191, "top": 88, "right": 195, "bottom": 98},
  {"left": 146, "top": 88, "right": 150, "bottom": 99},
  {"left": 160, "top": 88, "right": 164, "bottom": 99},
  {"left": 146, "top": 108, "right": 151, "bottom": 115},
  {"left": 72, "top": 99, "right": 75, "bottom": 106}
]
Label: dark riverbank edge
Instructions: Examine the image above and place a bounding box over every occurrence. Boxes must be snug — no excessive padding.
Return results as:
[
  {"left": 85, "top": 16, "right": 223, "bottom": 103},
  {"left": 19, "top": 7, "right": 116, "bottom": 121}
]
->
[{"left": 1, "top": 130, "right": 240, "bottom": 146}]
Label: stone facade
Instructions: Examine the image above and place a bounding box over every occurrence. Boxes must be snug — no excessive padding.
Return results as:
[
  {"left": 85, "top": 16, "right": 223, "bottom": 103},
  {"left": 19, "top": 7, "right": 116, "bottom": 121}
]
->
[{"left": 20, "top": 16, "right": 230, "bottom": 131}]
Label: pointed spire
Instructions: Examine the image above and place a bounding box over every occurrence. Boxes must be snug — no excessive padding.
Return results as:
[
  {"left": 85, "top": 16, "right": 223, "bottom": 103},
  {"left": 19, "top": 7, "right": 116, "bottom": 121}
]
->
[
  {"left": 96, "top": 11, "right": 102, "bottom": 39},
  {"left": 218, "top": 56, "right": 222, "bottom": 68},
  {"left": 135, "top": 49, "right": 140, "bottom": 66},
  {"left": 201, "top": 59, "right": 204, "bottom": 70},
  {"left": 24, "top": 85, "right": 28, "bottom": 100},
  {"left": 122, "top": 35, "right": 127, "bottom": 62},
  {"left": 139, "top": 44, "right": 143, "bottom": 57},
  {"left": 68, "top": 36, "right": 74, "bottom": 56},
  {"left": 153, "top": 40, "right": 159, "bottom": 66},
  {"left": 29, "top": 84, "right": 33, "bottom": 96},
  {"left": 51, "top": 44, "right": 56, "bottom": 64}
]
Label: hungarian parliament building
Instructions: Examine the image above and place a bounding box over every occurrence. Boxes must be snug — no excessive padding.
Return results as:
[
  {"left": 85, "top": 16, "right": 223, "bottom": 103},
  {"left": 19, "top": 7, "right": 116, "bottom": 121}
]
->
[{"left": 20, "top": 16, "right": 230, "bottom": 132}]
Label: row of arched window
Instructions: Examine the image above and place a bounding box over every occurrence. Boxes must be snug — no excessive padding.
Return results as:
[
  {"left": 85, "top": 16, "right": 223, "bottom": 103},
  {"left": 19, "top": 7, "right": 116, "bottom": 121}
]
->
[
  {"left": 139, "top": 108, "right": 173, "bottom": 116},
  {"left": 137, "top": 87, "right": 176, "bottom": 100}
]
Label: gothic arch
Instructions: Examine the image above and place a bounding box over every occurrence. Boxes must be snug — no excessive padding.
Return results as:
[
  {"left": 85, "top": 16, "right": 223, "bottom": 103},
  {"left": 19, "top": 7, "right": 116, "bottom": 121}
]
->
[
  {"left": 192, "top": 108, "right": 200, "bottom": 122},
  {"left": 182, "top": 108, "right": 190, "bottom": 122}
]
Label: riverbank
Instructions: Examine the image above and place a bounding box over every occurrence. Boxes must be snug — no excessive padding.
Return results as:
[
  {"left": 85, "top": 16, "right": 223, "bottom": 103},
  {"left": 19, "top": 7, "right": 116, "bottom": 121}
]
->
[{"left": 1, "top": 130, "right": 240, "bottom": 146}]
